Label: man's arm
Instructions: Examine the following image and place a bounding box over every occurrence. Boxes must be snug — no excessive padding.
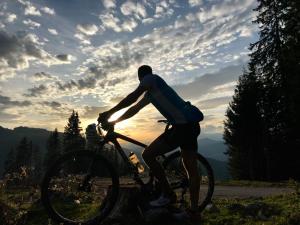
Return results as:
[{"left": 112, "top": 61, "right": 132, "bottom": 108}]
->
[
  {"left": 114, "top": 96, "right": 150, "bottom": 123},
  {"left": 98, "top": 85, "right": 148, "bottom": 123},
  {"left": 108, "top": 85, "right": 146, "bottom": 115}
]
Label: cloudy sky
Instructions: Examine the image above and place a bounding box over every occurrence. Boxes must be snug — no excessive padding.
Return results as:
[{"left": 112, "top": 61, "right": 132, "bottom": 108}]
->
[{"left": 0, "top": 0, "right": 258, "bottom": 142}]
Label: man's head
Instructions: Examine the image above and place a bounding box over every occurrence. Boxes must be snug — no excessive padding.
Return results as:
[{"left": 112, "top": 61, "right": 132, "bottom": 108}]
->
[{"left": 138, "top": 65, "right": 152, "bottom": 81}]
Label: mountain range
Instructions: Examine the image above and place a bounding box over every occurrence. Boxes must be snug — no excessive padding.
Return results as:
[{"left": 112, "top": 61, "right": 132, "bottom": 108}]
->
[{"left": 0, "top": 126, "right": 230, "bottom": 180}]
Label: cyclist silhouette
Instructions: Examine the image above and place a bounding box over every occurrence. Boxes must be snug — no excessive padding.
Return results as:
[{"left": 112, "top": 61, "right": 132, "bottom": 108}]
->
[{"left": 98, "top": 65, "right": 203, "bottom": 220}]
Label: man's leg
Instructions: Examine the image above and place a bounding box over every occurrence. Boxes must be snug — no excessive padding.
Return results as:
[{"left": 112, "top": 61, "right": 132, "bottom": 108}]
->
[
  {"left": 181, "top": 149, "right": 200, "bottom": 211},
  {"left": 142, "top": 136, "right": 175, "bottom": 196}
]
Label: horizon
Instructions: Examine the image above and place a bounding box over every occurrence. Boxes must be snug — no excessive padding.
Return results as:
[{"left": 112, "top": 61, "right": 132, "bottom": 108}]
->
[{"left": 0, "top": 0, "right": 258, "bottom": 142}]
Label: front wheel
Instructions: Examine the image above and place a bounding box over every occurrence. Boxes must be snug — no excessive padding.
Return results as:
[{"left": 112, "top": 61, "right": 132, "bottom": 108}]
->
[
  {"left": 41, "top": 150, "right": 119, "bottom": 225},
  {"left": 163, "top": 151, "right": 214, "bottom": 212}
]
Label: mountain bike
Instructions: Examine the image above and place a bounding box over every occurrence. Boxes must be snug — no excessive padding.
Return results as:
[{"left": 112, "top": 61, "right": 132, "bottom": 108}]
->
[{"left": 41, "top": 120, "right": 214, "bottom": 225}]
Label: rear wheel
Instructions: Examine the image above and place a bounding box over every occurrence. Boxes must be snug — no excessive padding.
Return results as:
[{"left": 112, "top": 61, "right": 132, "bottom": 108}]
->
[
  {"left": 163, "top": 151, "right": 214, "bottom": 212},
  {"left": 41, "top": 150, "right": 119, "bottom": 225}
]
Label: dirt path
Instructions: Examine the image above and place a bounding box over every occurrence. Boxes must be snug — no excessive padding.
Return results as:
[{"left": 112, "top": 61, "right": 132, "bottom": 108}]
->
[{"left": 211, "top": 185, "right": 295, "bottom": 199}]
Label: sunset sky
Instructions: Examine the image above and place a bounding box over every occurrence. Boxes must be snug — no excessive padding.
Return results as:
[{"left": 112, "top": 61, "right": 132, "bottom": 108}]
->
[{"left": 0, "top": 0, "right": 258, "bottom": 143}]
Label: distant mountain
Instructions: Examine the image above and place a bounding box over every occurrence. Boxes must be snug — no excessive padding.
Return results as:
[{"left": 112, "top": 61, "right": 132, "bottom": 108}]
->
[
  {"left": 123, "top": 137, "right": 230, "bottom": 181},
  {"left": 198, "top": 138, "right": 228, "bottom": 162},
  {"left": 0, "top": 126, "right": 56, "bottom": 175},
  {"left": 0, "top": 126, "right": 230, "bottom": 180}
]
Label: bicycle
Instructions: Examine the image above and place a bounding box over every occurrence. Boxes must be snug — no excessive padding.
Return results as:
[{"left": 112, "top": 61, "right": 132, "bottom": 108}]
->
[{"left": 41, "top": 120, "right": 214, "bottom": 225}]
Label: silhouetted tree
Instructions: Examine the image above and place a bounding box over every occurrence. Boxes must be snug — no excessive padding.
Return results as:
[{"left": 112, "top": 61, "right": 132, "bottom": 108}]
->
[
  {"left": 44, "top": 128, "right": 61, "bottom": 169},
  {"left": 280, "top": 0, "right": 300, "bottom": 179},
  {"left": 224, "top": 0, "right": 300, "bottom": 181},
  {"left": 224, "top": 65, "right": 265, "bottom": 180},
  {"left": 3, "top": 147, "right": 15, "bottom": 176},
  {"left": 15, "top": 137, "right": 32, "bottom": 170},
  {"left": 31, "top": 145, "right": 42, "bottom": 182},
  {"left": 249, "top": 0, "right": 300, "bottom": 180},
  {"left": 63, "top": 110, "right": 85, "bottom": 153}
]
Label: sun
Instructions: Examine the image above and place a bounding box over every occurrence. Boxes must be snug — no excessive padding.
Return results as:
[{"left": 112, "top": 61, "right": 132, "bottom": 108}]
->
[{"left": 108, "top": 108, "right": 131, "bottom": 130}]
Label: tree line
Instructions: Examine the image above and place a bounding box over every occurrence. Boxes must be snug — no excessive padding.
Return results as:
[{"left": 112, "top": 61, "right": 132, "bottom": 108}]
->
[
  {"left": 224, "top": 0, "right": 300, "bottom": 181},
  {"left": 3, "top": 110, "right": 127, "bottom": 182}
]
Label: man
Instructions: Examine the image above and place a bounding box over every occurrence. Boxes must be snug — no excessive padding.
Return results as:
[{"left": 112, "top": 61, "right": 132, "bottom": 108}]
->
[{"left": 98, "top": 65, "right": 203, "bottom": 220}]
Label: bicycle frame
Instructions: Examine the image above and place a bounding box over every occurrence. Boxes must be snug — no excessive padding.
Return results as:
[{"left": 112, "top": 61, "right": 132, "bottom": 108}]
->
[{"left": 96, "top": 124, "right": 149, "bottom": 186}]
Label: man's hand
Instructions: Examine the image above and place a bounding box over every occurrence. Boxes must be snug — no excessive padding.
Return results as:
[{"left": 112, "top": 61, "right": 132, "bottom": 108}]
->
[{"left": 97, "top": 111, "right": 111, "bottom": 124}]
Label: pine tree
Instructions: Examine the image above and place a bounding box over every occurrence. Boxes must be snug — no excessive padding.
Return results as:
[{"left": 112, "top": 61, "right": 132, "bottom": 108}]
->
[
  {"left": 63, "top": 110, "right": 85, "bottom": 153},
  {"left": 44, "top": 128, "right": 61, "bottom": 169},
  {"left": 224, "top": 0, "right": 300, "bottom": 181},
  {"left": 15, "top": 137, "right": 32, "bottom": 170},
  {"left": 31, "top": 145, "right": 42, "bottom": 182},
  {"left": 224, "top": 65, "right": 265, "bottom": 180},
  {"left": 280, "top": 0, "right": 300, "bottom": 179},
  {"left": 3, "top": 147, "right": 15, "bottom": 176},
  {"left": 249, "top": 0, "right": 300, "bottom": 180}
]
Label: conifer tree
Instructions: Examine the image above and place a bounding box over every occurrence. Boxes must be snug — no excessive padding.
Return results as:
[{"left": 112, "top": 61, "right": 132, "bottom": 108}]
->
[
  {"left": 224, "top": 65, "right": 265, "bottom": 180},
  {"left": 31, "top": 145, "right": 42, "bottom": 181},
  {"left": 15, "top": 137, "right": 32, "bottom": 170},
  {"left": 3, "top": 147, "right": 15, "bottom": 176},
  {"left": 224, "top": 0, "right": 300, "bottom": 180},
  {"left": 44, "top": 128, "right": 61, "bottom": 169},
  {"left": 63, "top": 110, "right": 85, "bottom": 153}
]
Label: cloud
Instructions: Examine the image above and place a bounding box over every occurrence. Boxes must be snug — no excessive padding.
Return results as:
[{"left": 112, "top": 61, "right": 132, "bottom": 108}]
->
[
  {"left": 24, "top": 84, "right": 47, "bottom": 97},
  {"left": 173, "top": 65, "right": 243, "bottom": 100},
  {"left": 24, "top": 4, "right": 41, "bottom": 16},
  {"left": 0, "top": 30, "right": 72, "bottom": 80},
  {"left": 48, "top": 28, "right": 58, "bottom": 35},
  {"left": 197, "top": 96, "right": 232, "bottom": 110},
  {"left": 197, "top": 0, "right": 256, "bottom": 23},
  {"left": 76, "top": 24, "right": 98, "bottom": 36},
  {"left": 55, "top": 54, "right": 75, "bottom": 62},
  {"left": 0, "top": 94, "right": 32, "bottom": 107},
  {"left": 188, "top": 0, "right": 203, "bottom": 7},
  {"left": 120, "top": 1, "right": 147, "bottom": 19},
  {"left": 23, "top": 19, "right": 40, "bottom": 29},
  {"left": 99, "top": 11, "right": 138, "bottom": 33},
  {"left": 102, "top": 0, "right": 116, "bottom": 9},
  {"left": 99, "top": 12, "right": 122, "bottom": 32},
  {"left": 154, "top": 1, "right": 174, "bottom": 19},
  {"left": 31, "top": 72, "right": 53, "bottom": 81},
  {"left": 82, "top": 106, "right": 109, "bottom": 119},
  {"left": 74, "top": 33, "right": 91, "bottom": 45},
  {"left": 122, "top": 19, "right": 138, "bottom": 32},
  {"left": 41, "top": 101, "right": 61, "bottom": 108},
  {"left": 89, "top": 66, "right": 107, "bottom": 79},
  {"left": 6, "top": 13, "right": 17, "bottom": 23},
  {"left": 41, "top": 7, "right": 55, "bottom": 15}
]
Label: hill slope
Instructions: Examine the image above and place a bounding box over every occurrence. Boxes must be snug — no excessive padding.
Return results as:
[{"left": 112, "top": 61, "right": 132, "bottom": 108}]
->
[
  {"left": 0, "top": 126, "right": 55, "bottom": 175},
  {"left": 0, "top": 126, "right": 230, "bottom": 180}
]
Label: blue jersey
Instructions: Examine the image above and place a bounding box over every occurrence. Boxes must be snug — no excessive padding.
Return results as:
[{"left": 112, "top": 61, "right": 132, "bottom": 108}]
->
[{"left": 139, "top": 74, "right": 203, "bottom": 125}]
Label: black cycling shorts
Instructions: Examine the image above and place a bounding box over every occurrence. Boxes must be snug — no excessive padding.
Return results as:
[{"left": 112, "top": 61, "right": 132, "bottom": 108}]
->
[{"left": 160, "top": 122, "right": 201, "bottom": 151}]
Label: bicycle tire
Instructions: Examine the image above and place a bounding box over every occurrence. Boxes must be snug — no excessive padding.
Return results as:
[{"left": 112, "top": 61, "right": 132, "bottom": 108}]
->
[
  {"left": 162, "top": 150, "right": 214, "bottom": 212},
  {"left": 41, "top": 150, "right": 119, "bottom": 225}
]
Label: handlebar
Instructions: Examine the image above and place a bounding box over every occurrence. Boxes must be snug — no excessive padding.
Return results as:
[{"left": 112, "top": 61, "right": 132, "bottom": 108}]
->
[
  {"left": 157, "top": 119, "right": 169, "bottom": 124},
  {"left": 157, "top": 120, "right": 171, "bottom": 131},
  {"left": 97, "top": 119, "right": 115, "bottom": 133}
]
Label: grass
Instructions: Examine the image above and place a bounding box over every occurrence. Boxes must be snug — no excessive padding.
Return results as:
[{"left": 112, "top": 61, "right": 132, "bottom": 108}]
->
[
  {"left": 200, "top": 193, "right": 300, "bottom": 225},
  {"left": 215, "top": 179, "right": 297, "bottom": 188},
  {"left": 0, "top": 181, "right": 299, "bottom": 225}
]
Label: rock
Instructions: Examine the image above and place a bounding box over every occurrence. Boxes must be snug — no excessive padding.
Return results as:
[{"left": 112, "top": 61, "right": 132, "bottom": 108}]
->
[
  {"left": 205, "top": 203, "right": 220, "bottom": 213},
  {"left": 101, "top": 185, "right": 144, "bottom": 225},
  {"left": 243, "top": 202, "right": 268, "bottom": 217},
  {"left": 227, "top": 203, "right": 245, "bottom": 212}
]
